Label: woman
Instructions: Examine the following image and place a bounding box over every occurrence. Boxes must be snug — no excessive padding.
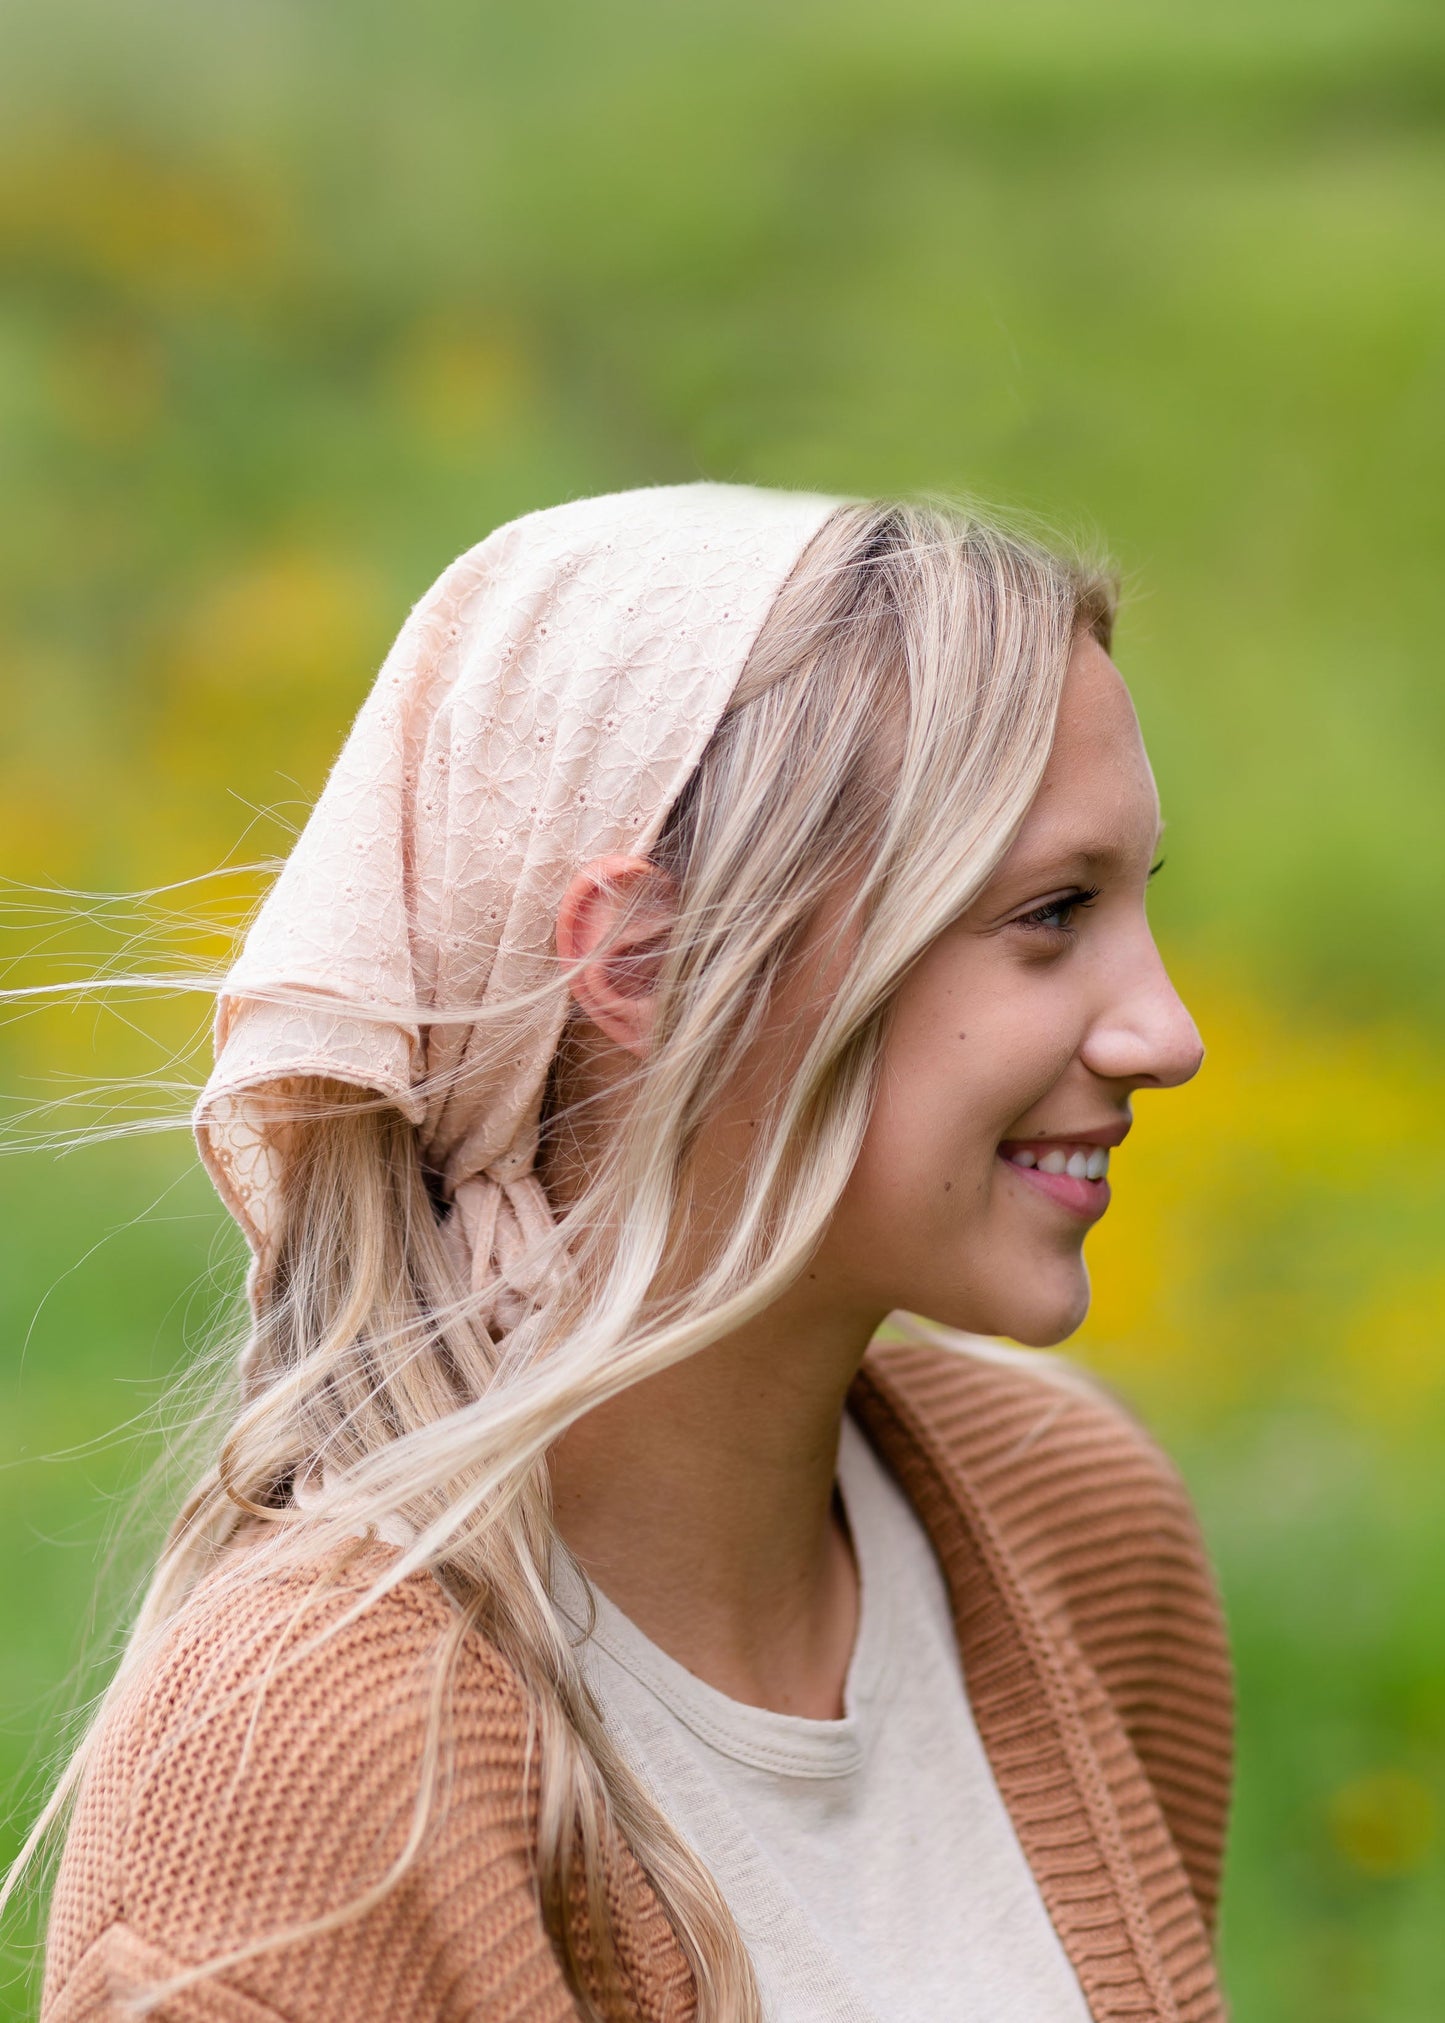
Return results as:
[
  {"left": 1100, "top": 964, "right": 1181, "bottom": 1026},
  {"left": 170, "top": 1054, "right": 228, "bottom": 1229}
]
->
[{"left": 29, "top": 485, "right": 1232, "bottom": 2022}]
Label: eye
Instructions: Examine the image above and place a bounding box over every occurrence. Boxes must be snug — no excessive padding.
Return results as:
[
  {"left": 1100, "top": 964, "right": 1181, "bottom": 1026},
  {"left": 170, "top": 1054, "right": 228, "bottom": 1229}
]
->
[{"left": 1013, "top": 885, "right": 1102, "bottom": 938}]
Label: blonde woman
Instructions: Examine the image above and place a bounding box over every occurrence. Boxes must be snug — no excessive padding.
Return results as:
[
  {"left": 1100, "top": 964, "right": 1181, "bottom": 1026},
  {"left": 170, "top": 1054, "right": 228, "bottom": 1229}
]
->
[{"left": 24, "top": 486, "right": 1232, "bottom": 2022}]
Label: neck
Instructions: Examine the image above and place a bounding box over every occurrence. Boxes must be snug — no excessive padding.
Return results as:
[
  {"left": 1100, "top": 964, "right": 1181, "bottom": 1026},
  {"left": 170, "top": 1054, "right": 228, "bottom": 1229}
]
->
[{"left": 547, "top": 1286, "right": 882, "bottom": 1720}]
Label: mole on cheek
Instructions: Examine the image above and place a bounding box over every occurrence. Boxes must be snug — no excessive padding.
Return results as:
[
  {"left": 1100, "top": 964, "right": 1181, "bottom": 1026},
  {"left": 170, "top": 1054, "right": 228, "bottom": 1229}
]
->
[{"left": 943, "top": 1180, "right": 952, "bottom": 1192}]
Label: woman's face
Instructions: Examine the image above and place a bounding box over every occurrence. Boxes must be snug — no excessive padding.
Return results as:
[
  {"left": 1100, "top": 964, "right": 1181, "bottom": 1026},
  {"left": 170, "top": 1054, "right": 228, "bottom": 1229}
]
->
[{"left": 818, "top": 631, "right": 1204, "bottom": 1348}]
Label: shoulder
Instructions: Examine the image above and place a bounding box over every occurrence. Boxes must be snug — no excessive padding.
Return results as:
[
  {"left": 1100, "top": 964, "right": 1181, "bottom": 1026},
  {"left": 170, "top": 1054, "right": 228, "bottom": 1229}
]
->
[
  {"left": 84, "top": 1536, "right": 539, "bottom": 1848},
  {"left": 45, "top": 1539, "right": 571, "bottom": 2023}
]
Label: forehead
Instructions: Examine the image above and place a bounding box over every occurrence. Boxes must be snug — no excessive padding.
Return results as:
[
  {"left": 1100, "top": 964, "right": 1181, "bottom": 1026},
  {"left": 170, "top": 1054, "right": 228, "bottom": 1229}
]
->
[{"left": 1003, "top": 637, "right": 1162, "bottom": 873}]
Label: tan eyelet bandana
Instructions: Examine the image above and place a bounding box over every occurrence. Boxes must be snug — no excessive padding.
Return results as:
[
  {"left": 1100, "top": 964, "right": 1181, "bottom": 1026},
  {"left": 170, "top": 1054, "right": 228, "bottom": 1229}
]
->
[{"left": 195, "top": 482, "right": 840, "bottom": 1344}]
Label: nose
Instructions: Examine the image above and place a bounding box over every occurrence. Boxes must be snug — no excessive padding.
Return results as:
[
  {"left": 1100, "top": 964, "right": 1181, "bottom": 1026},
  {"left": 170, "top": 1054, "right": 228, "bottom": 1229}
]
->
[{"left": 1079, "top": 940, "right": 1205, "bottom": 1091}]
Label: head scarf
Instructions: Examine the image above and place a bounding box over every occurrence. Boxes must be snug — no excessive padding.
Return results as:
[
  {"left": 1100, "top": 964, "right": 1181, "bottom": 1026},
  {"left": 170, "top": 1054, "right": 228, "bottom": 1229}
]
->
[{"left": 195, "top": 482, "right": 840, "bottom": 1344}]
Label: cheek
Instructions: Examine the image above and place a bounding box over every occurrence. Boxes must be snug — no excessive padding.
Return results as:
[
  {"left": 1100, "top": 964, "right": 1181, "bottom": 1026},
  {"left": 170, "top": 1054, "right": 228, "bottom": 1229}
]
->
[
  {"left": 857, "top": 981, "right": 1080, "bottom": 1210},
  {"left": 845, "top": 1019, "right": 1024, "bottom": 1205}
]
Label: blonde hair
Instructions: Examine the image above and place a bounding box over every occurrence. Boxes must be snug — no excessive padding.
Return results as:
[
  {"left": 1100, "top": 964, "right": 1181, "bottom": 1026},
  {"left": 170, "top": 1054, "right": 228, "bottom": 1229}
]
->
[{"left": 7, "top": 499, "right": 1115, "bottom": 2020}]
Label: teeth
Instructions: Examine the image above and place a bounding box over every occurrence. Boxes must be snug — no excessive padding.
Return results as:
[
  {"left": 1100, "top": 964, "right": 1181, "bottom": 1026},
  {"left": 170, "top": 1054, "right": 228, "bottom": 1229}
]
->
[{"left": 1004, "top": 1144, "right": 1111, "bottom": 1180}]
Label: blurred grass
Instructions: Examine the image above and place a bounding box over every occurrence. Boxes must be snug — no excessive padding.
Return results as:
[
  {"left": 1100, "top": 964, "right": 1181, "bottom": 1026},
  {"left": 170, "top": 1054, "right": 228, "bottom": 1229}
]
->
[{"left": 2, "top": 0, "right": 1443, "bottom": 2016}]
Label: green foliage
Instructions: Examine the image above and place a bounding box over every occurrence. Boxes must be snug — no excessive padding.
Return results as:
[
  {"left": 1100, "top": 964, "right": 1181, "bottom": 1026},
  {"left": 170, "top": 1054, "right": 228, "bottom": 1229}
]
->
[{"left": 2, "top": 1, "right": 1442, "bottom": 2015}]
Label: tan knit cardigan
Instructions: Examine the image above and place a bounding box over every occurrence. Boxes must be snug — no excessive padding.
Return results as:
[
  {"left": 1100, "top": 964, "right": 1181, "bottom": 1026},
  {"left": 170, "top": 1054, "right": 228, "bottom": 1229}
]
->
[{"left": 42, "top": 1340, "right": 1234, "bottom": 2022}]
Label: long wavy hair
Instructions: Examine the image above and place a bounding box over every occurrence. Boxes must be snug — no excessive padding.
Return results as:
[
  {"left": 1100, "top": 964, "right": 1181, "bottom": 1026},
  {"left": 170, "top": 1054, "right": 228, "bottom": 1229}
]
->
[{"left": 7, "top": 498, "right": 1115, "bottom": 2020}]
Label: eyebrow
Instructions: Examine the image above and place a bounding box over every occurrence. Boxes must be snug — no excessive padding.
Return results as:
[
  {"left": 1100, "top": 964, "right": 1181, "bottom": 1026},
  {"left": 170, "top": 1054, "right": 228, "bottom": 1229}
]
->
[
  {"left": 1006, "top": 821, "right": 1168, "bottom": 885},
  {"left": 1015, "top": 846, "right": 1165, "bottom": 880}
]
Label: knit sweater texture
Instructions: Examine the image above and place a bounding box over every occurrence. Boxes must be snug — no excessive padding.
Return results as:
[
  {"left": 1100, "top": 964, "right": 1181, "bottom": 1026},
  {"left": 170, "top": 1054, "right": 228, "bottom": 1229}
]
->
[{"left": 42, "top": 1339, "right": 1235, "bottom": 2023}]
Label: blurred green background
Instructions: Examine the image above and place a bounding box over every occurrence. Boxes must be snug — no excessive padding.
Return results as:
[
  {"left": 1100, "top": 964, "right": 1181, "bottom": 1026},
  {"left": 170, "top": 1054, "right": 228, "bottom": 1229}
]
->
[{"left": 2, "top": 0, "right": 1443, "bottom": 2014}]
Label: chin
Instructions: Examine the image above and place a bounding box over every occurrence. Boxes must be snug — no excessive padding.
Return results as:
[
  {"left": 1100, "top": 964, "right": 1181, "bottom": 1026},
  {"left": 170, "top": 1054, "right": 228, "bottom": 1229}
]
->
[{"left": 966, "top": 1261, "right": 1092, "bottom": 1349}]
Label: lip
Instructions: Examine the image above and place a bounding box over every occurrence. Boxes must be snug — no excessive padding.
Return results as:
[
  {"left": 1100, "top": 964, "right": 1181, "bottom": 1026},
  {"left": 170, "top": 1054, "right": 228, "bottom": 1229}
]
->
[
  {"left": 998, "top": 1119, "right": 1132, "bottom": 1152},
  {"left": 993, "top": 1120, "right": 1129, "bottom": 1224},
  {"left": 996, "top": 1151, "right": 1111, "bottom": 1222}
]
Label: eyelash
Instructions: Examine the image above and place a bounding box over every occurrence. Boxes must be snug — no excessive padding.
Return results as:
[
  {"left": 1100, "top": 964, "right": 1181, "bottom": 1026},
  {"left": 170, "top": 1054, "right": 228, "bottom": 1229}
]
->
[
  {"left": 1012, "top": 857, "right": 1166, "bottom": 940},
  {"left": 1014, "top": 885, "right": 1103, "bottom": 938}
]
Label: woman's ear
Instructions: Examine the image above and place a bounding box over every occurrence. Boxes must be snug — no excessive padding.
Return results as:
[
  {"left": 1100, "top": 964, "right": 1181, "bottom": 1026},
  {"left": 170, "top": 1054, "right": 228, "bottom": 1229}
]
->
[{"left": 554, "top": 854, "right": 680, "bottom": 1056}]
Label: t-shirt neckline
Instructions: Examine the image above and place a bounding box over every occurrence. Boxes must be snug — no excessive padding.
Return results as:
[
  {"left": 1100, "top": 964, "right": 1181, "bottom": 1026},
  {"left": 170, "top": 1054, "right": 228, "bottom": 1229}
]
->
[{"left": 552, "top": 1411, "right": 900, "bottom": 1780}]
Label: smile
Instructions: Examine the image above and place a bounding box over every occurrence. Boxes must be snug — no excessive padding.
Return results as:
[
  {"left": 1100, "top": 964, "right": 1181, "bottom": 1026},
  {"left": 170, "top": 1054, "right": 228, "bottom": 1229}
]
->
[
  {"left": 1007, "top": 1143, "right": 1109, "bottom": 1180},
  {"left": 996, "top": 1140, "right": 1112, "bottom": 1222}
]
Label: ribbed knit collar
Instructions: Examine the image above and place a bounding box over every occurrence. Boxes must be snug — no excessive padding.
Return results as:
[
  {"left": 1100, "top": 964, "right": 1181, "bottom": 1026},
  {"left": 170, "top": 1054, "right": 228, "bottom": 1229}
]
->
[{"left": 848, "top": 1344, "right": 1215, "bottom": 2023}]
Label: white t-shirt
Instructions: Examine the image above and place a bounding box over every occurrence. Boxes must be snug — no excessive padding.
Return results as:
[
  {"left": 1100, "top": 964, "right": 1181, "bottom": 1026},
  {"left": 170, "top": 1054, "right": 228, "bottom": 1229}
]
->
[{"left": 552, "top": 1412, "right": 1094, "bottom": 2023}]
